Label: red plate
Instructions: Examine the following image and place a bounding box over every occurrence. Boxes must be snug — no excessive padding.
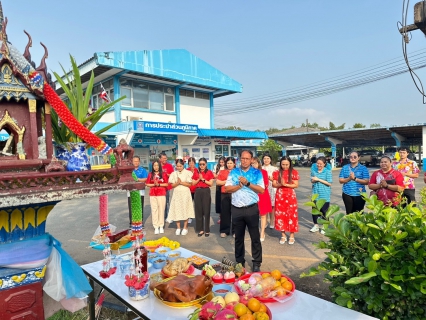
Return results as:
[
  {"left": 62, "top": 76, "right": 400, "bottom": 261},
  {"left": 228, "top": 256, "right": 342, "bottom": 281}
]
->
[
  {"left": 234, "top": 272, "right": 295, "bottom": 303},
  {"left": 161, "top": 264, "right": 195, "bottom": 278}
]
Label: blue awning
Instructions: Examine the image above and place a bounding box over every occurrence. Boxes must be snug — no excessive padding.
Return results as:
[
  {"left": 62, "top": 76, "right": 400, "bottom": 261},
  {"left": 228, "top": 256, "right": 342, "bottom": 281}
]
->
[{"left": 197, "top": 129, "right": 267, "bottom": 140}]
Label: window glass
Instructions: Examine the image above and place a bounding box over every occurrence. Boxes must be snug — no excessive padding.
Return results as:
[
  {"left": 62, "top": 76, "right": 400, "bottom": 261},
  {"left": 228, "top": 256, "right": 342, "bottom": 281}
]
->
[
  {"left": 149, "top": 84, "right": 163, "bottom": 93},
  {"left": 150, "top": 91, "right": 163, "bottom": 110},
  {"left": 121, "top": 87, "right": 132, "bottom": 106},
  {"left": 120, "top": 79, "right": 132, "bottom": 87},
  {"left": 133, "top": 87, "right": 149, "bottom": 109},
  {"left": 165, "top": 95, "right": 174, "bottom": 111},
  {"left": 91, "top": 95, "right": 99, "bottom": 110}
]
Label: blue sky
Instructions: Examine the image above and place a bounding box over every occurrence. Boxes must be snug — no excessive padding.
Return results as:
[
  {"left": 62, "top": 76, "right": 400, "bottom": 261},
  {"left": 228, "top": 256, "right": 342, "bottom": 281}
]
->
[{"left": 4, "top": 1, "right": 426, "bottom": 130}]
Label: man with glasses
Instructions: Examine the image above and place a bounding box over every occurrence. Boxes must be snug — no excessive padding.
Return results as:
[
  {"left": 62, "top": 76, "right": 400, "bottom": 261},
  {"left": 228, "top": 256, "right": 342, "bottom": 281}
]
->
[
  {"left": 339, "top": 151, "right": 369, "bottom": 214},
  {"left": 225, "top": 150, "right": 265, "bottom": 272},
  {"left": 128, "top": 156, "right": 148, "bottom": 227},
  {"left": 392, "top": 147, "right": 419, "bottom": 205}
]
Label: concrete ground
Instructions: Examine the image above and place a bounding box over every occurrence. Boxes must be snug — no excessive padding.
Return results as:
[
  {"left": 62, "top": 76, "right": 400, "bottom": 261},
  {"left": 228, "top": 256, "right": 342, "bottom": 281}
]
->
[{"left": 45, "top": 166, "right": 422, "bottom": 315}]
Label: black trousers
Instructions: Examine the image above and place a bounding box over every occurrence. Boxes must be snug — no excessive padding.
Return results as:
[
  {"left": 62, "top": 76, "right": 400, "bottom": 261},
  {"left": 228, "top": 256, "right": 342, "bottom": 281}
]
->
[
  {"left": 403, "top": 189, "right": 416, "bottom": 205},
  {"left": 194, "top": 188, "right": 211, "bottom": 233},
  {"left": 232, "top": 204, "right": 262, "bottom": 267},
  {"left": 312, "top": 201, "right": 329, "bottom": 224},
  {"left": 215, "top": 186, "right": 222, "bottom": 214},
  {"left": 220, "top": 193, "right": 234, "bottom": 235},
  {"left": 342, "top": 193, "right": 366, "bottom": 214},
  {"left": 128, "top": 195, "right": 144, "bottom": 226},
  {"left": 165, "top": 190, "right": 170, "bottom": 219}
]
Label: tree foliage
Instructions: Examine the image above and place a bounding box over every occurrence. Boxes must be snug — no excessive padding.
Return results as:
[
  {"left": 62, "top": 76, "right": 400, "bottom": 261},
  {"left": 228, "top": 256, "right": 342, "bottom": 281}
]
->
[
  {"left": 352, "top": 123, "right": 366, "bottom": 129},
  {"left": 370, "top": 123, "right": 381, "bottom": 128},
  {"left": 258, "top": 139, "right": 282, "bottom": 163}
]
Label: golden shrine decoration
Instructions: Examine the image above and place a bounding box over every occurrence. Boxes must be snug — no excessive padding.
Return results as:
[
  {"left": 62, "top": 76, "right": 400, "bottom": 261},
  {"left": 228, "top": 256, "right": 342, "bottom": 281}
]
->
[{"left": 0, "top": 110, "right": 26, "bottom": 159}]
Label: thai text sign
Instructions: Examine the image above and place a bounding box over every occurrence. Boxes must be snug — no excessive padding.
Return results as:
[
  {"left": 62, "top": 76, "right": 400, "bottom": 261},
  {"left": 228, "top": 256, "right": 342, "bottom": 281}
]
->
[{"left": 133, "top": 121, "right": 198, "bottom": 134}]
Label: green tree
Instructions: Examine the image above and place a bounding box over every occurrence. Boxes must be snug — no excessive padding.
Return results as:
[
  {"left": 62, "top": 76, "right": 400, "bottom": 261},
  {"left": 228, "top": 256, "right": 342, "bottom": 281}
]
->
[
  {"left": 216, "top": 126, "right": 242, "bottom": 130},
  {"left": 329, "top": 122, "right": 345, "bottom": 130},
  {"left": 258, "top": 139, "right": 282, "bottom": 163},
  {"left": 370, "top": 123, "right": 381, "bottom": 128},
  {"left": 352, "top": 123, "right": 366, "bottom": 129}
]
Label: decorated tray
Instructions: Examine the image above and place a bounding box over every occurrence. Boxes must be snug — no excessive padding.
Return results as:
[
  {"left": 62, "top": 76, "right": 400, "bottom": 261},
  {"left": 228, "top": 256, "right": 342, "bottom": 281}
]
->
[
  {"left": 153, "top": 275, "right": 213, "bottom": 308},
  {"left": 89, "top": 241, "right": 132, "bottom": 251},
  {"left": 161, "top": 264, "right": 195, "bottom": 278},
  {"left": 234, "top": 272, "right": 295, "bottom": 303}
]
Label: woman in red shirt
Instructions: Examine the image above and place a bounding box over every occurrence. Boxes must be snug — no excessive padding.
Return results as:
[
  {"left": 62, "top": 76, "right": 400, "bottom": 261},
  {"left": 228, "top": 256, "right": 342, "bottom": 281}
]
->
[
  {"left": 145, "top": 160, "right": 169, "bottom": 234},
  {"left": 368, "top": 156, "right": 404, "bottom": 207},
  {"left": 251, "top": 157, "right": 273, "bottom": 242},
  {"left": 193, "top": 158, "right": 214, "bottom": 237},
  {"left": 217, "top": 157, "right": 236, "bottom": 238},
  {"left": 186, "top": 157, "right": 199, "bottom": 201}
]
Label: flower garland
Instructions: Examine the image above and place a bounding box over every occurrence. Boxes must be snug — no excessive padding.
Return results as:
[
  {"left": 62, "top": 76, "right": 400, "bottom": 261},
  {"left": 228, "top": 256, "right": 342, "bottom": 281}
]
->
[
  {"left": 33, "top": 72, "right": 112, "bottom": 155},
  {"left": 99, "top": 194, "right": 110, "bottom": 235},
  {"left": 130, "top": 172, "right": 143, "bottom": 236}
]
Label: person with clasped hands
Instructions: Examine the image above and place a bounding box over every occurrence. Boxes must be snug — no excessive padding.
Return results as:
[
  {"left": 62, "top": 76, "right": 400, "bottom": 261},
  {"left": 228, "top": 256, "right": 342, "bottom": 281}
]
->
[
  {"left": 368, "top": 156, "right": 404, "bottom": 207},
  {"left": 225, "top": 150, "right": 265, "bottom": 272}
]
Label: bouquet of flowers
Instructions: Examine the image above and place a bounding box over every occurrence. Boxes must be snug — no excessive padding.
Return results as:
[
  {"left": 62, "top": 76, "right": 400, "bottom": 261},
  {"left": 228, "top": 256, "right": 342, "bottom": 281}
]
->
[{"left": 124, "top": 272, "right": 149, "bottom": 290}]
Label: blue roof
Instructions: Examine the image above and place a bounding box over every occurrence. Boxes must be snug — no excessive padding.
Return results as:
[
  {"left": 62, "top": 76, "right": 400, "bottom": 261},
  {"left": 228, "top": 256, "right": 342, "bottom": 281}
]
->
[
  {"left": 197, "top": 129, "right": 267, "bottom": 139},
  {"left": 95, "top": 49, "right": 242, "bottom": 94}
]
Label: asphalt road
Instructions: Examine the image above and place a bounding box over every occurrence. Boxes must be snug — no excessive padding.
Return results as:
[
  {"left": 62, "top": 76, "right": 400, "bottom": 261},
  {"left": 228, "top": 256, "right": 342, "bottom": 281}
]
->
[{"left": 45, "top": 166, "right": 422, "bottom": 303}]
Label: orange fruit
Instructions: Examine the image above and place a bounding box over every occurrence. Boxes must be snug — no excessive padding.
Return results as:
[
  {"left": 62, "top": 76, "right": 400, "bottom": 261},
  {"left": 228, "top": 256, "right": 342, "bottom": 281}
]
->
[
  {"left": 274, "top": 280, "right": 281, "bottom": 289},
  {"left": 234, "top": 303, "right": 247, "bottom": 317},
  {"left": 280, "top": 277, "right": 289, "bottom": 284},
  {"left": 282, "top": 281, "right": 293, "bottom": 292},
  {"left": 258, "top": 303, "right": 267, "bottom": 313},
  {"left": 261, "top": 273, "right": 271, "bottom": 279},
  {"left": 275, "top": 287, "right": 286, "bottom": 297},
  {"left": 240, "top": 314, "right": 255, "bottom": 320},
  {"left": 247, "top": 298, "right": 261, "bottom": 312},
  {"left": 255, "top": 311, "right": 270, "bottom": 320},
  {"left": 246, "top": 309, "right": 253, "bottom": 315},
  {"left": 271, "top": 269, "right": 281, "bottom": 280}
]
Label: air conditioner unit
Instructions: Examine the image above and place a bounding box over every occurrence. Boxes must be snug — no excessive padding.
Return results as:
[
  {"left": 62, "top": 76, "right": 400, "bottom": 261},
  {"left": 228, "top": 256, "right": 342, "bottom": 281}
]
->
[{"left": 129, "top": 116, "right": 139, "bottom": 121}]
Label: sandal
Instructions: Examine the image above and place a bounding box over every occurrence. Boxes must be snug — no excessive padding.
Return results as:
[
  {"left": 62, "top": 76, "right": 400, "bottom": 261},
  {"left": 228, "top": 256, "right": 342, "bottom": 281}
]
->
[
  {"left": 279, "top": 236, "right": 287, "bottom": 245},
  {"left": 260, "top": 233, "right": 265, "bottom": 242},
  {"left": 288, "top": 237, "right": 295, "bottom": 245}
]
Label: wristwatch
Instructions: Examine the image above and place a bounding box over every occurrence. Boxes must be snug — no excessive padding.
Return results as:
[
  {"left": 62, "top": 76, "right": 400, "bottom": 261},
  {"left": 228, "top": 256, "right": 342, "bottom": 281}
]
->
[{"left": 246, "top": 182, "right": 251, "bottom": 187}]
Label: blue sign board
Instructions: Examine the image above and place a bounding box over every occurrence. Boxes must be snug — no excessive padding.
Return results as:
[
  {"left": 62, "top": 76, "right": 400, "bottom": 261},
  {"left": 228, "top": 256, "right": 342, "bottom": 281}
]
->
[
  {"left": 0, "top": 133, "right": 9, "bottom": 141},
  {"left": 132, "top": 133, "right": 178, "bottom": 146},
  {"left": 133, "top": 121, "right": 198, "bottom": 134}
]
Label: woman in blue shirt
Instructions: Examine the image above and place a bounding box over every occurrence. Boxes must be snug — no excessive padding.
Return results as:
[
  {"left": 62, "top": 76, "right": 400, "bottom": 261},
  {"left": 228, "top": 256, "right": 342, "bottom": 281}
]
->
[
  {"left": 310, "top": 156, "right": 332, "bottom": 234},
  {"left": 338, "top": 151, "right": 369, "bottom": 214}
]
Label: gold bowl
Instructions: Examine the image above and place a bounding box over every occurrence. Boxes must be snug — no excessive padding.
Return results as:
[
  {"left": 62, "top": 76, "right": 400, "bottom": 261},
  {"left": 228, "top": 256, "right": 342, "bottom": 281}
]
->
[{"left": 153, "top": 275, "right": 213, "bottom": 308}]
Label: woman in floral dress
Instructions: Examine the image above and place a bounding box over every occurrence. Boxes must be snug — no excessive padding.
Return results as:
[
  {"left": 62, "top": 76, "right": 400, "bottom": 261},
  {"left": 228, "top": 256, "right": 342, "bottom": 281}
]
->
[
  {"left": 167, "top": 159, "right": 195, "bottom": 236},
  {"left": 262, "top": 153, "right": 278, "bottom": 229},
  {"left": 272, "top": 156, "right": 299, "bottom": 245}
]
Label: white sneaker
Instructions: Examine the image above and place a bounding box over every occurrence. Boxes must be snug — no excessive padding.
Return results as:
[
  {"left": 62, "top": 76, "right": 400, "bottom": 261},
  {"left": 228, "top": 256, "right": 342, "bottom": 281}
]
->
[
  {"left": 188, "top": 218, "right": 192, "bottom": 223},
  {"left": 154, "top": 228, "right": 159, "bottom": 235},
  {"left": 269, "top": 224, "right": 274, "bottom": 229},
  {"left": 159, "top": 227, "right": 164, "bottom": 234},
  {"left": 310, "top": 225, "right": 319, "bottom": 233},
  {"left": 175, "top": 229, "right": 181, "bottom": 235},
  {"left": 320, "top": 229, "right": 326, "bottom": 235},
  {"left": 181, "top": 229, "right": 188, "bottom": 236}
]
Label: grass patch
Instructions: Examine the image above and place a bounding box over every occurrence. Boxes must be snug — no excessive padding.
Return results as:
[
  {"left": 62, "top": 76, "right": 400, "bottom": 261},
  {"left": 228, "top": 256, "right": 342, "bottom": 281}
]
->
[{"left": 47, "top": 307, "right": 128, "bottom": 320}]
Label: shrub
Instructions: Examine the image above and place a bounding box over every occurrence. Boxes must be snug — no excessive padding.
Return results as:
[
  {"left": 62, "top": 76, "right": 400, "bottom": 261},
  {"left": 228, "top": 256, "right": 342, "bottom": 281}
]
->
[{"left": 301, "top": 194, "right": 426, "bottom": 320}]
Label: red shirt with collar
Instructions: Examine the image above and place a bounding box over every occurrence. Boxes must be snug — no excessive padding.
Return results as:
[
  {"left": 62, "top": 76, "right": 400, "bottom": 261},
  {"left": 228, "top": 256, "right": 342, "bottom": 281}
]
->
[
  {"left": 195, "top": 169, "right": 214, "bottom": 189},
  {"left": 161, "top": 162, "right": 174, "bottom": 190},
  {"left": 217, "top": 169, "right": 231, "bottom": 193},
  {"left": 146, "top": 172, "right": 168, "bottom": 196}
]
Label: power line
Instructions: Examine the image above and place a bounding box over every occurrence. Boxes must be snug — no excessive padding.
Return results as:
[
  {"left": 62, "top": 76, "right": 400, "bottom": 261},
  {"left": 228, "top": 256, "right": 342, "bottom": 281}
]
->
[{"left": 213, "top": 58, "right": 426, "bottom": 116}]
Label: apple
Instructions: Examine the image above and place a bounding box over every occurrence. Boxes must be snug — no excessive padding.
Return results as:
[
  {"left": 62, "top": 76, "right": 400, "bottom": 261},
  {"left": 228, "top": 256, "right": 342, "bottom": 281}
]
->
[
  {"left": 211, "top": 296, "right": 226, "bottom": 308},
  {"left": 224, "top": 292, "right": 240, "bottom": 304}
]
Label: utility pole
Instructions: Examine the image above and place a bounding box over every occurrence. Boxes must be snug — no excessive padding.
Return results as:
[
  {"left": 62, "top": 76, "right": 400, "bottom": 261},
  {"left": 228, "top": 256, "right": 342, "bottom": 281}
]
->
[
  {"left": 306, "top": 119, "right": 308, "bottom": 132},
  {"left": 399, "top": 2, "right": 426, "bottom": 35}
]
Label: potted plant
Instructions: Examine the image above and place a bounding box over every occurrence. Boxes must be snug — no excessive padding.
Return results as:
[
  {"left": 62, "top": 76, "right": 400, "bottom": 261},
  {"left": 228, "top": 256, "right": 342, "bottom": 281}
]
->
[
  {"left": 51, "top": 55, "right": 124, "bottom": 171},
  {"left": 125, "top": 272, "right": 150, "bottom": 301}
]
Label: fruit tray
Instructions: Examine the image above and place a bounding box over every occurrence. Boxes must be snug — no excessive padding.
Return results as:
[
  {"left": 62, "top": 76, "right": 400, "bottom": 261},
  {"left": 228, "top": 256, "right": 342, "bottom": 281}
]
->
[{"left": 234, "top": 272, "right": 295, "bottom": 303}]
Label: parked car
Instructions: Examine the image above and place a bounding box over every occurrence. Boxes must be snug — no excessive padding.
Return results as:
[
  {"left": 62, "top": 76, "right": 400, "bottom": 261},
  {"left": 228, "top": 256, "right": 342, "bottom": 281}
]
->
[{"left": 358, "top": 150, "right": 382, "bottom": 166}]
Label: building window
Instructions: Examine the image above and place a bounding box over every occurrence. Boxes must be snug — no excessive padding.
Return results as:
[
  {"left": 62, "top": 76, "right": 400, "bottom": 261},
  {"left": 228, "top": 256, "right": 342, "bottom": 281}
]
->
[
  {"left": 91, "top": 80, "right": 114, "bottom": 110},
  {"left": 120, "top": 78, "right": 174, "bottom": 112},
  {"left": 195, "top": 91, "right": 210, "bottom": 100}
]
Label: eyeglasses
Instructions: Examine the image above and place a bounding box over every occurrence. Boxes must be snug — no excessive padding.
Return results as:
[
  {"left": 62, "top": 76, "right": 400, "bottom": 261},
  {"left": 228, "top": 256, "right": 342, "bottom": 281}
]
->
[
  {"left": 199, "top": 163, "right": 206, "bottom": 166},
  {"left": 349, "top": 156, "right": 358, "bottom": 159}
]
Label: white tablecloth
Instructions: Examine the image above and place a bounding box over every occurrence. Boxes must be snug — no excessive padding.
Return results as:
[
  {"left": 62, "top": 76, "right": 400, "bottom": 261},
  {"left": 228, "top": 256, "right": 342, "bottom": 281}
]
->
[{"left": 81, "top": 247, "right": 378, "bottom": 320}]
